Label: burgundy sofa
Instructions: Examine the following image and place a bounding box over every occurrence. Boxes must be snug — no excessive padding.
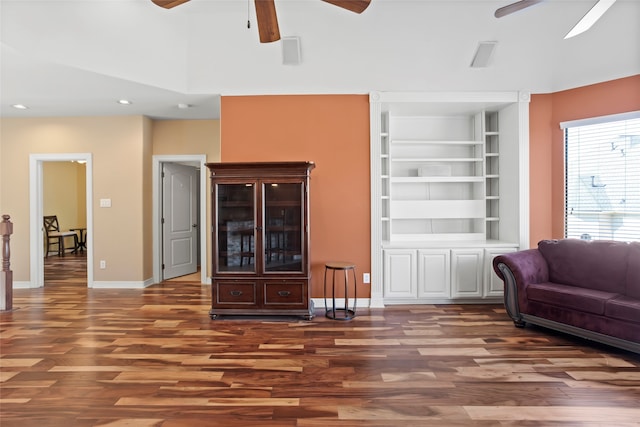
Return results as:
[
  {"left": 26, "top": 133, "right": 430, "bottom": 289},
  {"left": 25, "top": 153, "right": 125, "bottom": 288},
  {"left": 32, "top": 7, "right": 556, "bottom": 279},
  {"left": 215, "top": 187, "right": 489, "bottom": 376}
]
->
[{"left": 493, "top": 239, "right": 640, "bottom": 353}]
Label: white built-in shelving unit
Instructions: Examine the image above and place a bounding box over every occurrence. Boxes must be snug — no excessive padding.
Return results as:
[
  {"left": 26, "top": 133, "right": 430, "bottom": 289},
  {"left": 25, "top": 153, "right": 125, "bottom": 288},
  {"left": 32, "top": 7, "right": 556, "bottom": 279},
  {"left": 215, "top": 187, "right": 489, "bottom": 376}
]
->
[{"left": 370, "top": 91, "right": 530, "bottom": 307}]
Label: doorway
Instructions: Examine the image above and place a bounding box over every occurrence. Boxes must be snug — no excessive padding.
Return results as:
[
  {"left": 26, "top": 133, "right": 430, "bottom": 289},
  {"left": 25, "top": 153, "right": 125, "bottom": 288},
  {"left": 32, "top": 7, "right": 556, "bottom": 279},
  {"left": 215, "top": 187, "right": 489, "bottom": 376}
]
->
[
  {"left": 29, "top": 153, "right": 93, "bottom": 288},
  {"left": 43, "top": 161, "right": 87, "bottom": 285},
  {"left": 162, "top": 162, "right": 198, "bottom": 280},
  {"left": 152, "top": 155, "right": 208, "bottom": 284}
]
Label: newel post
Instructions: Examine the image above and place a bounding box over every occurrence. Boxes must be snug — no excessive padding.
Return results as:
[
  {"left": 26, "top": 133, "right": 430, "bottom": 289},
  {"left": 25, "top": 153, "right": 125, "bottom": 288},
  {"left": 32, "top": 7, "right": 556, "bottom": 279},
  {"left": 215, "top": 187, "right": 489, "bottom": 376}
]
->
[{"left": 1, "top": 214, "right": 13, "bottom": 311}]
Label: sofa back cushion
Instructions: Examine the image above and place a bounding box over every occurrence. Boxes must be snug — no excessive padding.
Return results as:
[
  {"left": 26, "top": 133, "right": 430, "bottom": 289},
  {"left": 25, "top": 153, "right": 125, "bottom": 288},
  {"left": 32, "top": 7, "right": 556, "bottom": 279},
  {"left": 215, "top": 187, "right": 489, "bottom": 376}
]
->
[
  {"left": 627, "top": 242, "right": 640, "bottom": 298},
  {"left": 538, "top": 239, "right": 629, "bottom": 294}
]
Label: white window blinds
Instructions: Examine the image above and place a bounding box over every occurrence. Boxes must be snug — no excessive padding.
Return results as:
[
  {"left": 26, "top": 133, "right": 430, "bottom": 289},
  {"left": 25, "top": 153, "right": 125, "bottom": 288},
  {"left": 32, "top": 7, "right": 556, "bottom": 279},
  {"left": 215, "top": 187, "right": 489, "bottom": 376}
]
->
[{"left": 563, "top": 112, "right": 640, "bottom": 242}]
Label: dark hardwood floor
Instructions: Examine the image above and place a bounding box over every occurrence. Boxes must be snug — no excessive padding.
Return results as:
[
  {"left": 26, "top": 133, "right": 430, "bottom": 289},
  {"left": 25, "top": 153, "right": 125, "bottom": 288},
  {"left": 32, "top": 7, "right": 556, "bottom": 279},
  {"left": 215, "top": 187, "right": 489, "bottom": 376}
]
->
[{"left": 1, "top": 254, "right": 639, "bottom": 426}]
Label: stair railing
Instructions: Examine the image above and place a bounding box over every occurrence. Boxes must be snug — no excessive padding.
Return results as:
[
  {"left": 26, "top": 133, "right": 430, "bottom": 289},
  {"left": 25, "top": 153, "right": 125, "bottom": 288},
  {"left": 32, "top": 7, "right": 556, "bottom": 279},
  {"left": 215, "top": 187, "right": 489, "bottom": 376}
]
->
[{"left": 1, "top": 214, "right": 13, "bottom": 311}]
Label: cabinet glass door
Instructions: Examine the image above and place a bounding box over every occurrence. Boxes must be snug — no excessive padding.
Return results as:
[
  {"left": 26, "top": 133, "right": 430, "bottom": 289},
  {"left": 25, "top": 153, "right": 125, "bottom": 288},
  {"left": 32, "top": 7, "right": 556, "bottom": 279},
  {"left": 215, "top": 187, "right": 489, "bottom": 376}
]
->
[
  {"left": 216, "top": 183, "right": 255, "bottom": 273},
  {"left": 263, "top": 182, "right": 304, "bottom": 273}
]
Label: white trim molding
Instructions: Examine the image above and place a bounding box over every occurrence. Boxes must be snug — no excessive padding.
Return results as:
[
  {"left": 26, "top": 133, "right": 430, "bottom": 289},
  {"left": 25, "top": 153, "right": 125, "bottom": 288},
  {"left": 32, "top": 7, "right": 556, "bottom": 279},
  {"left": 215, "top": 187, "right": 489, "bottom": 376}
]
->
[
  {"left": 29, "top": 153, "right": 94, "bottom": 288},
  {"left": 152, "top": 154, "right": 210, "bottom": 285}
]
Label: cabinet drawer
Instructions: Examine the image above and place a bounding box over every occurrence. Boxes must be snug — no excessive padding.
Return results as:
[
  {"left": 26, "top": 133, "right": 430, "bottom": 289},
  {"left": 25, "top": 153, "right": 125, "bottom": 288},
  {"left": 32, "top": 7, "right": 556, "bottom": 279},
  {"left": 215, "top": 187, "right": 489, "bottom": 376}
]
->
[
  {"left": 264, "top": 282, "right": 306, "bottom": 306},
  {"left": 216, "top": 282, "right": 257, "bottom": 304}
]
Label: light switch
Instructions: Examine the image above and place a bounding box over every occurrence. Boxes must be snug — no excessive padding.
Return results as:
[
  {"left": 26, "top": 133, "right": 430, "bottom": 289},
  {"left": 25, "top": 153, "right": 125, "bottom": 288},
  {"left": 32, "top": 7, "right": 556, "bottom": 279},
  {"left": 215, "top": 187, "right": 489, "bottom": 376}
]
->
[{"left": 100, "top": 198, "right": 111, "bottom": 208}]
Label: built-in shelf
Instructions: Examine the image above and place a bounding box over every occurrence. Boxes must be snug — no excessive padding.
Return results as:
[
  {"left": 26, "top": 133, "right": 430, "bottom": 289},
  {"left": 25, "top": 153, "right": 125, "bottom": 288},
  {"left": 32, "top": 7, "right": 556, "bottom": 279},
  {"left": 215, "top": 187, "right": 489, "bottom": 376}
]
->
[
  {"left": 392, "top": 140, "right": 483, "bottom": 145},
  {"left": 392, "top": 176, "right": 484, "bottom": 183},
  {"left": 370, "top": 91, "right": 529, "bottom": 306},
  {"left": 392, "top": 158, "right": 483, "bottom": 162}
]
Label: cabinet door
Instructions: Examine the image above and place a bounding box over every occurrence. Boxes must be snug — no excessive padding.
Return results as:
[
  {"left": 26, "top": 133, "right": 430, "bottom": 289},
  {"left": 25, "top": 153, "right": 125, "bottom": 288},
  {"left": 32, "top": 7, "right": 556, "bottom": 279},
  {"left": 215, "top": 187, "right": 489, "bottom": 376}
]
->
[
  {"left": 451, "top": 249, "right": 483, "bottom": 298},
  {"left": 215, "top": 183, "right": 256, "bottom": 273},
  {"left": 484, "top": 248, "right": 517, "bottom": 297},
  {"left": 383, "top": 249, "right": 417, "bottom": 299},
  {"left": 417, "top": 249, "right": 450, "bottom": 298},
  {"left": 263, "top": 182, "right": 305, "bottom": 274}
]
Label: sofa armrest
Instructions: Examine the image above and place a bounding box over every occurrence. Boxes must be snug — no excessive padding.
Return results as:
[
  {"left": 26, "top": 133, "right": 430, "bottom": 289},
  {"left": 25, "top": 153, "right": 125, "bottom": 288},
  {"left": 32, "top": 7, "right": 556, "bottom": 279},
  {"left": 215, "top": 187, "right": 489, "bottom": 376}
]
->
[
  {"left": 493, "top": 249, "right": 549, "bottom": 285},
  {"left": 493, "top": 249, "right": 549, "bottom": 327}
]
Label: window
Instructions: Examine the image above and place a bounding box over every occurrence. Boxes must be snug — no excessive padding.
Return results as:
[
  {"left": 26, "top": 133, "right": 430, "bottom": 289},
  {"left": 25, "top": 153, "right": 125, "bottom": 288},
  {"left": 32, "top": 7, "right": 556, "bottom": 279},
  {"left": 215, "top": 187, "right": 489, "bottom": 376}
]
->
[{"left": 563, "top": 112, "right": 640, "bottom": 242}]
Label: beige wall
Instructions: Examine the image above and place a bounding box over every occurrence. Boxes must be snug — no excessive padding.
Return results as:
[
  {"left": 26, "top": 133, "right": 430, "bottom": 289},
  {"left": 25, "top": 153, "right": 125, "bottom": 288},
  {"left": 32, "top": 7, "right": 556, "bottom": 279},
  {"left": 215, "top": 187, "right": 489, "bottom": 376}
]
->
[
  {"left": 43, "top": 161, "right": 86, "bottom": 230},
  {"left": 0, "top": 116, "right": 220, "bottom": 284},
  {"left": 152, "top": 120, "right": 220, "bottom": 157},
  {"left": 43, "top": 161, "right": 86, "bottom": 255},
  {"left": 76, "top": 162, "right": 87, "bottom": 226},
  {"left": 0, "top": 126, "right": 3, "bottom": 214}
]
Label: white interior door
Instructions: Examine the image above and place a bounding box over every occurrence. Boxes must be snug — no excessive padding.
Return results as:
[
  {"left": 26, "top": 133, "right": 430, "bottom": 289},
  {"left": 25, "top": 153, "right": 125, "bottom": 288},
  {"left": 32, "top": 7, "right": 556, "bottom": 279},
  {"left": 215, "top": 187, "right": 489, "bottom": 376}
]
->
[{"left": 162, "top": 163, "right": 198, "bottom": 280}]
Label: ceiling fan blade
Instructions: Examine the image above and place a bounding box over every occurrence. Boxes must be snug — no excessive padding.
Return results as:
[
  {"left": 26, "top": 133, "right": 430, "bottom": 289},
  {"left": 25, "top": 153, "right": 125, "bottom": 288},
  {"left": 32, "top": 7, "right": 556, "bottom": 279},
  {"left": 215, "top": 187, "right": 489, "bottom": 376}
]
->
[
  {"left": 150, "top": 0, "right": 190, "bottom": 9},
  {"left": 494, "top": 0, "right": 543, "bottom": 18},
  {"left": 321, "top": 0, "right": 371, "bottom": 14},
  {"left": 564, "top": 0, "right": 616, "bottom": 39},
  {"left": 254, "top": 0, "right": 281, "bottom": 43}
]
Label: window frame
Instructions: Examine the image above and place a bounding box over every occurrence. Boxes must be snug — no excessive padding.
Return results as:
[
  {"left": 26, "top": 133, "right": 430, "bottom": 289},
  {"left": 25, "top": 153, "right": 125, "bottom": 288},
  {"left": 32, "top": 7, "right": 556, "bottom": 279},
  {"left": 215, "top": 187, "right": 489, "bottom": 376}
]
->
[{"left": 561, "top": 111, "right": 640, "bottom": 243}]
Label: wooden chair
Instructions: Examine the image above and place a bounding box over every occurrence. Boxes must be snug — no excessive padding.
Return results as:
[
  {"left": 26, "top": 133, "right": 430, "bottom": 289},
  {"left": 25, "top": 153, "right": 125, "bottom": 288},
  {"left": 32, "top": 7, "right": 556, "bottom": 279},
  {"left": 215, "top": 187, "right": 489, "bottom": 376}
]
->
[{"left": 43, "top": 215, "right": 78, "bottom": 257}]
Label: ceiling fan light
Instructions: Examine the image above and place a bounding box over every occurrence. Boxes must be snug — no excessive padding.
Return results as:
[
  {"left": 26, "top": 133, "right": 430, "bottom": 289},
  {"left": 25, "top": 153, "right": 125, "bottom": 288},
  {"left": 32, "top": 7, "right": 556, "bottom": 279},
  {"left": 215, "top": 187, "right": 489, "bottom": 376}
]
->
[
  {"left": 565, "top": 0, "right": 617, "bottom": 39},
  {"left": 470, "top": 41, "right": 498, "bottom": 68}
]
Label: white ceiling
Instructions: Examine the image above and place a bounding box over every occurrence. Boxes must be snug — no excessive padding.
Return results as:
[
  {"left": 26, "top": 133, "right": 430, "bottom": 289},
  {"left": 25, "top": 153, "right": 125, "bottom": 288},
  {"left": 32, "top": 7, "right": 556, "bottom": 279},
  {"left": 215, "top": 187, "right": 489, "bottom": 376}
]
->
[{"left": 1, "top": 0, "right": 638, "bottom": 120}]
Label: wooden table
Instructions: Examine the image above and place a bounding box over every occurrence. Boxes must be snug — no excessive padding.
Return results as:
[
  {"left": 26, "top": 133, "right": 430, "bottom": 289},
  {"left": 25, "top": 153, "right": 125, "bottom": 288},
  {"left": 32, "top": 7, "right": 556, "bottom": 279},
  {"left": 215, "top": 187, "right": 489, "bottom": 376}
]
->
[{"left": 70, "top": 227, "right": 87, "bottom": 251}]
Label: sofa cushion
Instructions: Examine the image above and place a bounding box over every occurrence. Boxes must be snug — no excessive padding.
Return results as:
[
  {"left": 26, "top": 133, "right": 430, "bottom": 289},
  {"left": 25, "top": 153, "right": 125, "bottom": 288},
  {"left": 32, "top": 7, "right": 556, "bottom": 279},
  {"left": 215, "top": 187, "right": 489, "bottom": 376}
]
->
[
  {"left": 606, "top": 295, "right": 640, "bottom": 324},
  {"left": 526, "top": 282, "right": 618, "bottom": 315},
  {"left": 538, "top": 239, "right": 628, "bottom": 294},
  {"left": 626, "top": 242, "right": 640, "bottom": 299}
]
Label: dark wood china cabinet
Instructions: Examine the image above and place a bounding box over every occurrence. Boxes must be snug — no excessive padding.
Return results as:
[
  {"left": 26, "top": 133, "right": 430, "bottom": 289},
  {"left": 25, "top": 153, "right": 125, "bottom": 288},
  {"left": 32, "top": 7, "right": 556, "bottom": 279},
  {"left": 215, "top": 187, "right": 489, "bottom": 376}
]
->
[{"left": 206, "top": 162, "right": 315, "bottom": 319}]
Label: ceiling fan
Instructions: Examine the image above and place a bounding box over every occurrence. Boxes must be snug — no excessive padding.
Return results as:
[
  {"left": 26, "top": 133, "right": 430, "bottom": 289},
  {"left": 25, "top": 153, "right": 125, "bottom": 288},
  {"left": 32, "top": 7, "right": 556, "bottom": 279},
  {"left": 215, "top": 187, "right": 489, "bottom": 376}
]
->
[
  {"left": 151, "top": 0, "right": 371, "bottom": 43},
  {"left": 495, "top": 0, "right": 617, "bottom": 39}
]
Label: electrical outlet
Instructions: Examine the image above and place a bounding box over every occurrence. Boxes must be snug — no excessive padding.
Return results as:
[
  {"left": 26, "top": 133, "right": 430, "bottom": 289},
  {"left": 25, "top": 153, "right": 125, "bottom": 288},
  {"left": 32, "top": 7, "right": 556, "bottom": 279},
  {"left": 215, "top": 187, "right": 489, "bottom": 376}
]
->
[
  {"left": 100, "top": 260, "right": 106, "bottom": 269},
  {"left": 363, "top": 273, "right": 370, "bottom": 284}
]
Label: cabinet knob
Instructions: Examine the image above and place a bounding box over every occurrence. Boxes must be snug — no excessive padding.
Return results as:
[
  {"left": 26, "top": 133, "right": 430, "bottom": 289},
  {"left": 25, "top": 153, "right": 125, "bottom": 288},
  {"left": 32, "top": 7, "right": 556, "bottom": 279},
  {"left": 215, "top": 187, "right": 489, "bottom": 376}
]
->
[
  {"left": 230, "top": 290, "right": 243, "bottom": 297},
  {"left": 277, "top": 290, "right": 291, "bottom": 297}
]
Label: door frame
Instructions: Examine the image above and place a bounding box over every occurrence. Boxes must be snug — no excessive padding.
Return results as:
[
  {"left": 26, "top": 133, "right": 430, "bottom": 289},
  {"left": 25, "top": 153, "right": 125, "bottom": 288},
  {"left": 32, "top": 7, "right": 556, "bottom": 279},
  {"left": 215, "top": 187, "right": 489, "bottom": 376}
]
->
[
  {"left": 152, "top": 155, "right": 209, "bottom": 284},
  {"left": 29, "top": 153, "right": 93, "bottom": 288}
]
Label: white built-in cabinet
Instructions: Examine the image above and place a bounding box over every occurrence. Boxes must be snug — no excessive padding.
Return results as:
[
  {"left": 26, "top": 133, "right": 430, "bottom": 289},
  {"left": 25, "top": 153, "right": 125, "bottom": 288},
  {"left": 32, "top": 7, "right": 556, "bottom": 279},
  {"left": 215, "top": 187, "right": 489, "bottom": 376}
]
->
[{"left": 370, "top": 92, "right": 529, "bottom": 306}]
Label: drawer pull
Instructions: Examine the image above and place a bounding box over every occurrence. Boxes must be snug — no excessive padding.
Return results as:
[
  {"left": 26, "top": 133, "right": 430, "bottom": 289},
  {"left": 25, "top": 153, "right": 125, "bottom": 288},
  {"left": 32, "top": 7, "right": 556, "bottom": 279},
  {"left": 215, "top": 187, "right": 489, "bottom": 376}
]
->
[
  {"left": 230, "top": 290, "right": 243, "bottom": 297},
  {"left": 277, "top": 290, "right": 291, "bottom": 297}
]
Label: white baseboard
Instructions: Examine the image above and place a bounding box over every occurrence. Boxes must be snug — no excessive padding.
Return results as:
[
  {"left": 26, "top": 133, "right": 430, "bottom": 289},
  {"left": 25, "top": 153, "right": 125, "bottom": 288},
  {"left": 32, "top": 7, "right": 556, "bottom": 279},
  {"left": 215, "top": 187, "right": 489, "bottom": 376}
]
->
[
  {"left": 90, "top": 278, "right": 154, "bottom": 289},
  {"left": 13, "top": 281, "right": 39, "bottom": 289},
  {"left": 311, "top": 297, "right": 370, "bottom": 309}
]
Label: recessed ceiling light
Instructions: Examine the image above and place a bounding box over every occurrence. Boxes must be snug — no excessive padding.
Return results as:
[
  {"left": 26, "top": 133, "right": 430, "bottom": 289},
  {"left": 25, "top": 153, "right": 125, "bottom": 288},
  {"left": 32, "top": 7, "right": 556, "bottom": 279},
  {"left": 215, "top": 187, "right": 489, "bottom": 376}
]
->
[
  {"left": 12, "top": 104, "right": 28, "bottom": 110},
  {"left": 177, "top": 103, "right": 191, "bottom": 109},
  {"left": 118, "top": 99, "right": 132, "bottom": 105}
]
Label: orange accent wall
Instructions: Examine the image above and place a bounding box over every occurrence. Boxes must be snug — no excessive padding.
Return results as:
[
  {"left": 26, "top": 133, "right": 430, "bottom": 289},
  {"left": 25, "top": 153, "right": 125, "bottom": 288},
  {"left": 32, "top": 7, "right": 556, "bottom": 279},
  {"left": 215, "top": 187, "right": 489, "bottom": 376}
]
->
[
  {"left": 221, "top": 79, "right": 639, "bottom": 295},
  {"left": 220, "top": 95, "right": 371, "bottom": 298},
  {"left": 529, "top": 75, "right": 640, "bottom": 247},
  {"left": 529, "top": 93, "right": 554, "bottom": 247}
]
